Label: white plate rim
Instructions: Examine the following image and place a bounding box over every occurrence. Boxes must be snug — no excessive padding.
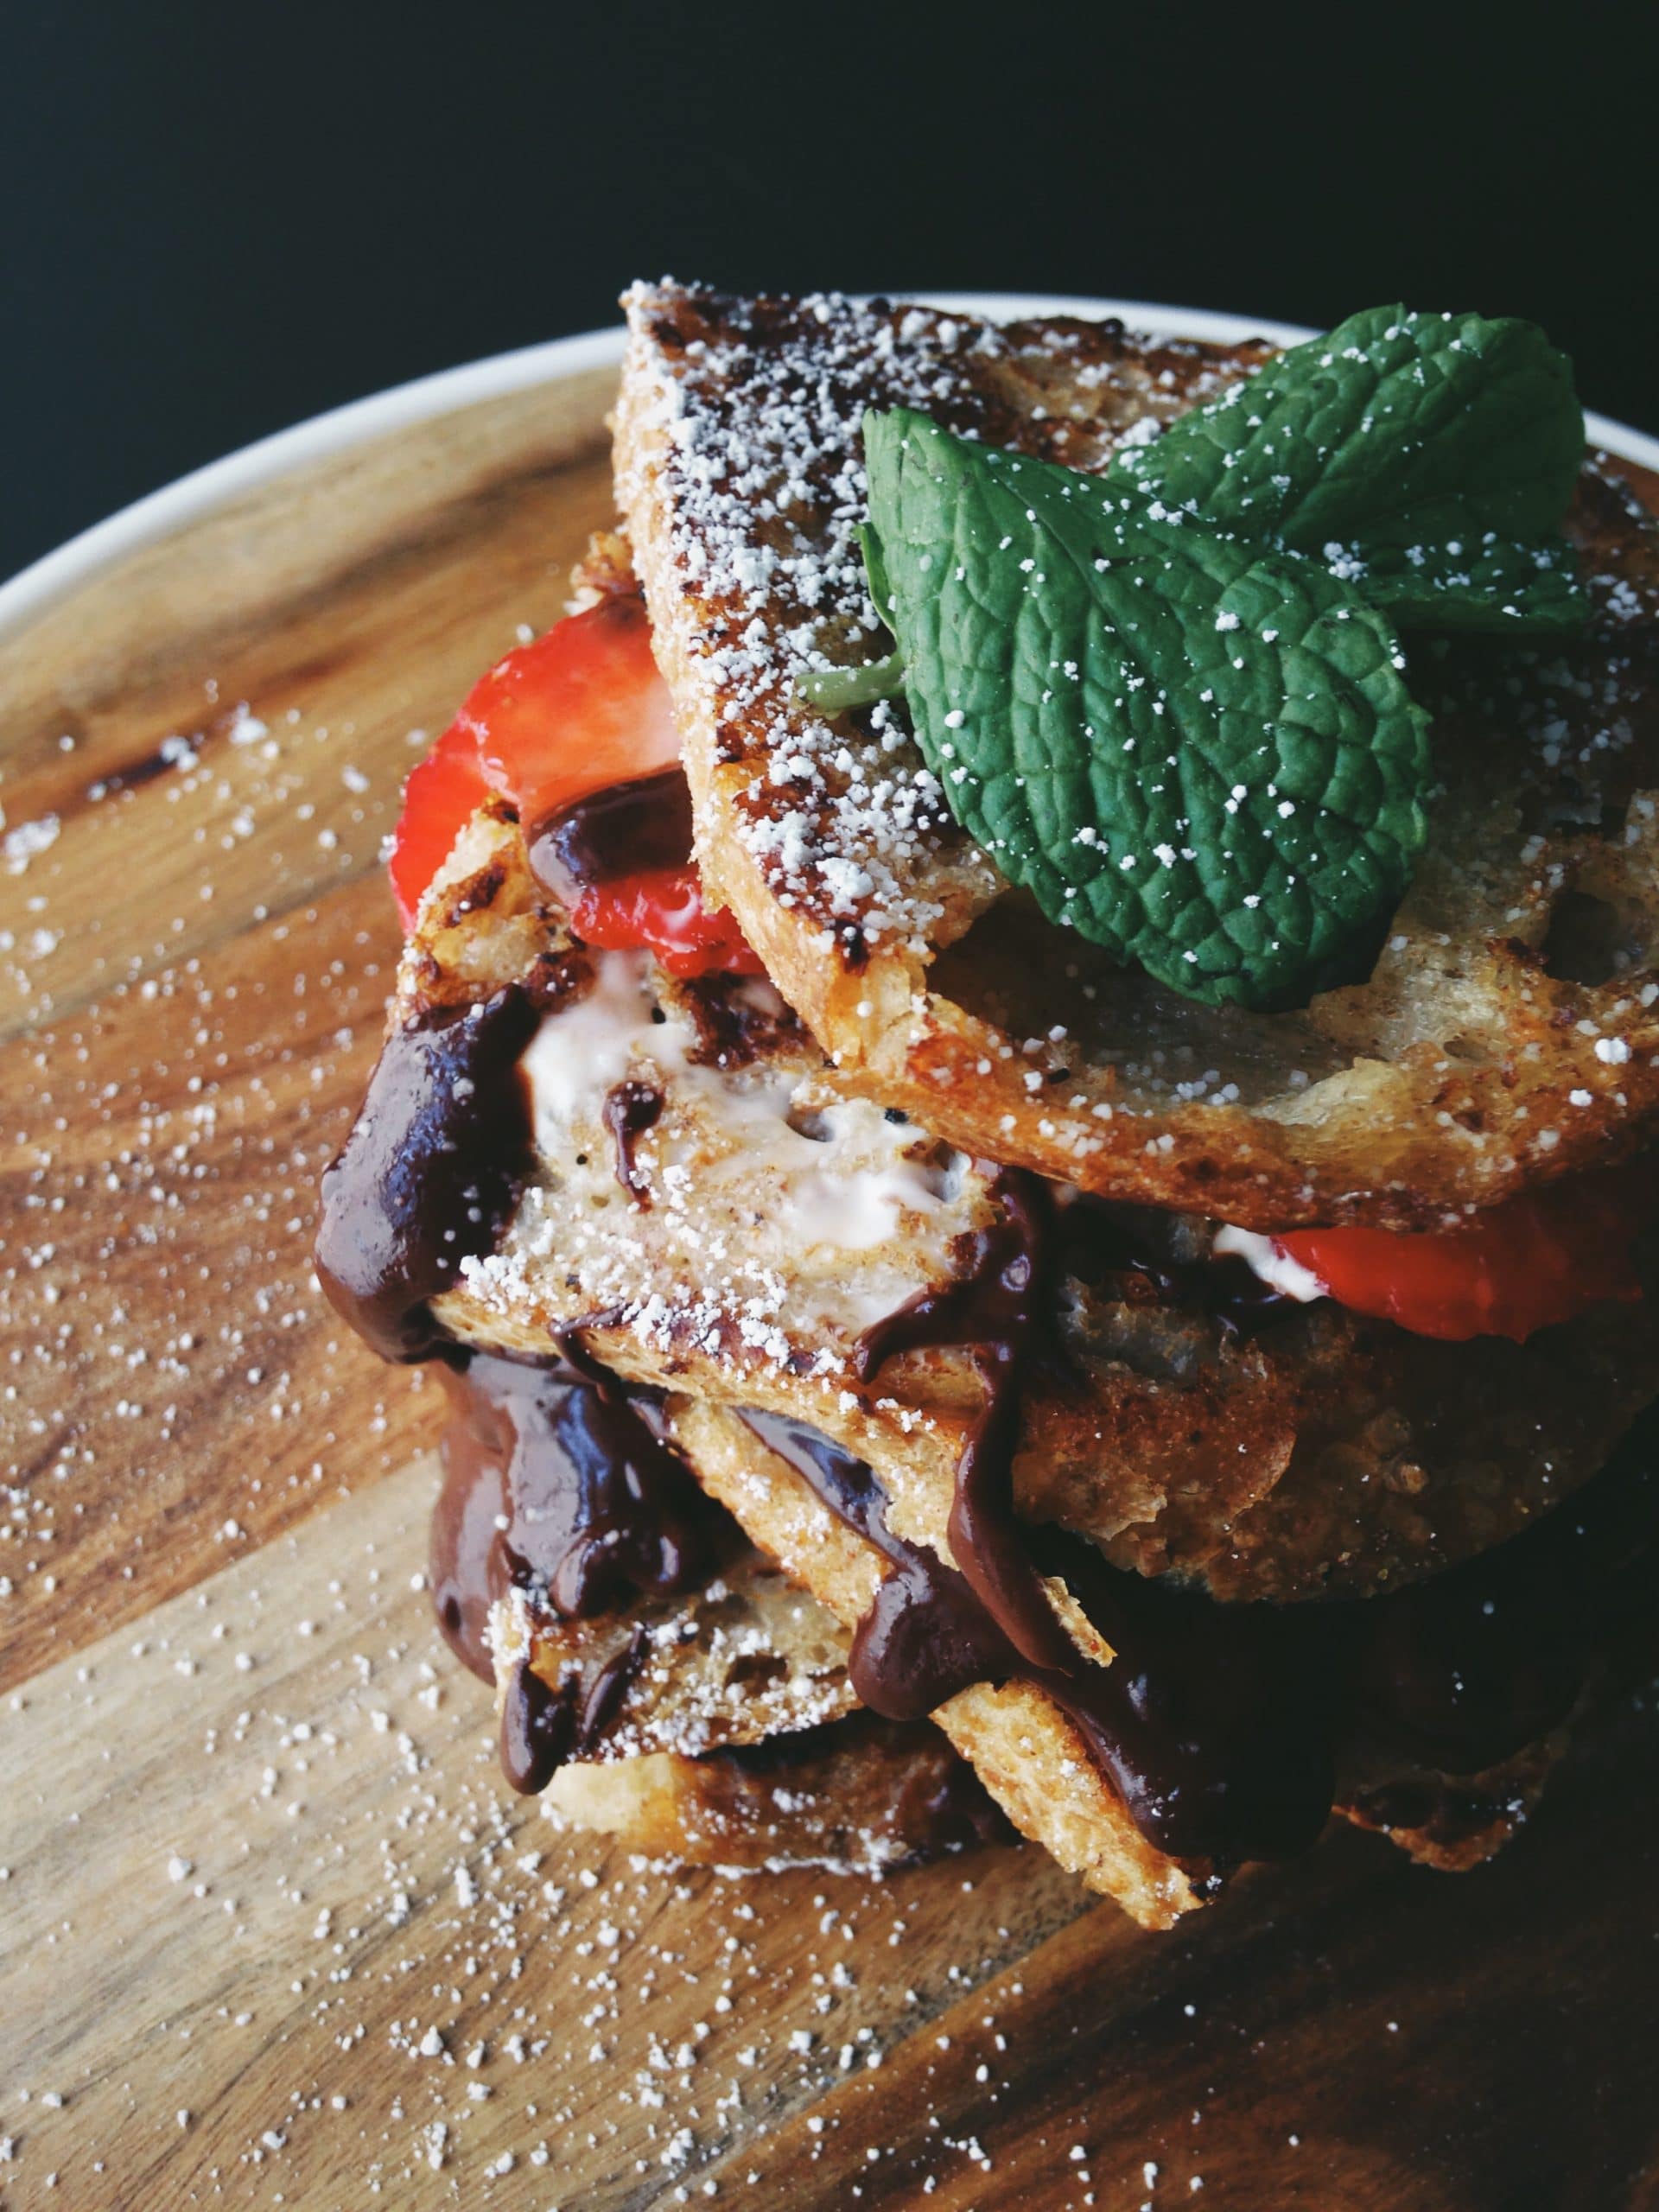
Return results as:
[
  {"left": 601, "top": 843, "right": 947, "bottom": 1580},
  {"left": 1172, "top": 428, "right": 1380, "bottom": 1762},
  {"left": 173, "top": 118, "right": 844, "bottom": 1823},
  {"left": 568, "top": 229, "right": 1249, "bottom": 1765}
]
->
[{"left": 3, "top": 292, "right": 1656, "bottom": 644}]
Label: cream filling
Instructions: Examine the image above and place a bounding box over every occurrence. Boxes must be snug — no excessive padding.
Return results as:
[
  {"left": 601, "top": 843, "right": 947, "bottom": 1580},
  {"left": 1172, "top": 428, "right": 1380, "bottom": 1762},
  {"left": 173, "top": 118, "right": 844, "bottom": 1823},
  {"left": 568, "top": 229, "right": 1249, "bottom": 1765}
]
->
[
  {"left": 519, "top": 950, "right": 957, "bottom": 1260},
  {"left": 1211, "top": 1224, "right": 1326, "bottom": 1303},
  {"left": 520, "top": 950, "right": 669, "bottom": 1132}
]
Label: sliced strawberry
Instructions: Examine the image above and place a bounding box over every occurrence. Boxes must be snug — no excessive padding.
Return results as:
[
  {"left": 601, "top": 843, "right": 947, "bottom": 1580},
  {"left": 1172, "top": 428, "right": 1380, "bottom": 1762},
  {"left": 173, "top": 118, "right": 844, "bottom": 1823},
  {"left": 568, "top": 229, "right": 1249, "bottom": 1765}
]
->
[
  {"left": 573, "top": 868, "right": 767, "bottom": 980},
  {"left": 388, "top": 599, "right": 763, "bottom": 977},
  {"left": 387, "top": 719, "right": 492, "bottom": 931},
  {"left": 458, "top": 595, "right": 682, "bottom": 825},
  {"left": 1275, "top": 1160, "right": 1653, "bottom": 1343}
]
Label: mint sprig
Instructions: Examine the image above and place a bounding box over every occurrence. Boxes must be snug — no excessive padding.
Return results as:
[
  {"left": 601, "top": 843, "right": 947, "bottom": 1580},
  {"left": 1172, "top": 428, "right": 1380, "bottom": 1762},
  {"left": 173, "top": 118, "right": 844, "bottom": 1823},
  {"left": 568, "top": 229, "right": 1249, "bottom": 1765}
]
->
[
  {"left": 862, "top": 409, "right": 1432, "bottom": 1009},
  {"left": 839, "top": 305, "right": 1591, "bottom": 1008},
  {"left": 796, "top": 651, "right": 906, "bottom": 709},
  {"left": 1109, "top": 305, "right": 1587, "bottom": 635}
]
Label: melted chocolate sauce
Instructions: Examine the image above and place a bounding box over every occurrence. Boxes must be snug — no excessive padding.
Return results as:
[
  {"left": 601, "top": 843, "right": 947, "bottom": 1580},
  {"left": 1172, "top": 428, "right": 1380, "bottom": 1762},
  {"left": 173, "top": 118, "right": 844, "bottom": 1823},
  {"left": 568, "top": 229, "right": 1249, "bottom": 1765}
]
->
[
  {"left": 498, "top": 1656, "right": 572, "bottom": 1793},
  {"left": 745, "top": 1410, "right": 1015, "bottom": 1719},
  {"left": 739, "top": 1405, "right": 1659, "bottom": 1866},
  {"left": 602, "top": 1078, "right": 664, "bottom": 1205},
  {"left": 852, "top": 1175, "right": 1297, "bottom": 1681},
  {"left": 315, "top": 988, "right": 538, "bottom": 1362},
  {"left": 429, "top": 1348, "right": 729, "bottom": 1694},
  {"left": 856, "top": 1170, "right": 1077, "bottom": 1674},
  {"left": 498, "top": 1625, "right": 648, "bottom": 1794},
  {"left": 527, "top": 766, "right": 695, "bottom": 904}
]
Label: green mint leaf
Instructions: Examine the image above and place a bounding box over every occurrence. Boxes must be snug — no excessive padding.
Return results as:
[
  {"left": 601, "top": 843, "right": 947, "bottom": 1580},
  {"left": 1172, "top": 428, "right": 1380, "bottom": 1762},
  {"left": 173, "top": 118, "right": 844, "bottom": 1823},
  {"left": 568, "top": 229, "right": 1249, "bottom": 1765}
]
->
[
  {"left": 1112, "top": 305, "right": 1587, "bottom": 634},
  {"left": 1114, "top": 305, "right": 1583, "bottom": 549},
  {"left": 857, "top": 521, "right": 895, "bottom": 626},
  {"left": 1330, "top": 532, "right": 1589, "bottom": 636},
  {"left": 863, "top": 407, "right": 1433, "bottom": 1011},
  {"left": 795, "top": 652, "right": 907, "bottom": 709}
]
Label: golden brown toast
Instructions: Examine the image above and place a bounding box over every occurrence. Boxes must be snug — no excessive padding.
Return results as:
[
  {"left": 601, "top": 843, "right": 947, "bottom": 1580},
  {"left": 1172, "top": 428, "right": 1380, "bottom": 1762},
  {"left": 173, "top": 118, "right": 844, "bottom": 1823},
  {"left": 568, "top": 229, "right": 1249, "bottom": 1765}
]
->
[
  {"left": 669, "top": 1397, "right": 1560, "bottom": 1925},
  {"left": 615, "top": 283, "right": 1659, "bottom": 1230},
  {"left": 415, "top": 807, "right": 1659, "bottom": 1604},
  {"left": 495, "top": 1547, "right": 856, "bottom": 1764},
  {"left": 543, "top": 1713, "right": 1007, "bottom": 1872}
]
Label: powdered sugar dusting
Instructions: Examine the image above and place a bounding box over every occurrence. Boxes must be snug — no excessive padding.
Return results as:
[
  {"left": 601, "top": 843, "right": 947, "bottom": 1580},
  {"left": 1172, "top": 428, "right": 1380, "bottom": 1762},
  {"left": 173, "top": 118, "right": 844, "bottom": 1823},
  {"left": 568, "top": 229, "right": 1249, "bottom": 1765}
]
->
[{"left": 619, "top": 283, "right": 1251, "bottom": 961}]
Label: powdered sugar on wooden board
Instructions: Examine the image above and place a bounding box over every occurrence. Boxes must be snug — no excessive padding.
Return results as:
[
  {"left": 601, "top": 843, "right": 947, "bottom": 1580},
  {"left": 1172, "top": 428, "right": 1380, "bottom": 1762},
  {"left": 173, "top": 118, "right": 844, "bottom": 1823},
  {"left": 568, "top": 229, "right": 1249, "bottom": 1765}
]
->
[{"left": 3, "top": 1459, "right": 1094, "bottom": 2205}]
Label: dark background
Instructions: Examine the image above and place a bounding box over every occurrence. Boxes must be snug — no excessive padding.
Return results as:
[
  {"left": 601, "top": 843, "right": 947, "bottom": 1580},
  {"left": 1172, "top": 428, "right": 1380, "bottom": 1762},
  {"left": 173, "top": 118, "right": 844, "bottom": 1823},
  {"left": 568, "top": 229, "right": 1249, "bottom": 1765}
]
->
[{"left": 4, "top": 0, "right": 1656, "bottom": 583}]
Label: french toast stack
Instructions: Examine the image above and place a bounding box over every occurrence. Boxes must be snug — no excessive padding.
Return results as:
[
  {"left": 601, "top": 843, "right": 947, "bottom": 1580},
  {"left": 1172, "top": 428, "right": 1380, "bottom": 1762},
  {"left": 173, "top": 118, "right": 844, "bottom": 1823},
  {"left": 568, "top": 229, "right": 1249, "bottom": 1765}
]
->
[{"left": 321, "top": 286, "right": 1659, "bottom": 1925}]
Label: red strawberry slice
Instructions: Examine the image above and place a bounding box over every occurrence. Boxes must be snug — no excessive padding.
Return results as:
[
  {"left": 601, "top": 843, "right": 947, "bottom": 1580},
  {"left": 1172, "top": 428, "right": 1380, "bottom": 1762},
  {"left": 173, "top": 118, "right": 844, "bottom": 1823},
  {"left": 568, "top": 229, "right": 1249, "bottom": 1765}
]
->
[
  {"left": 387, "top": 721, "right": 491, "bottom": 931},
  {"left": 459, "top": 594, "right": 681, "bottom": 824},
  {"left": 387, "top": 599, "right": 761, "bottom": 978},
  {"left": 573, "top": 868, "right": 766, "bottom": 979},
  {"left": 1275, "top": 1160, "right": 1652, "bottom": 1342}
]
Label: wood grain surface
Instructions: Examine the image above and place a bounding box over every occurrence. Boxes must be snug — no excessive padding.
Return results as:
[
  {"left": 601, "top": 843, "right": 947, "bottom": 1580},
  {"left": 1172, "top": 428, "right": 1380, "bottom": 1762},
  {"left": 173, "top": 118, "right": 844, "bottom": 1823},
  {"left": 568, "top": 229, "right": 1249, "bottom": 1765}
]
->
[{"left": 2, "top": 359, "right": 1657, "bottom": 2212}]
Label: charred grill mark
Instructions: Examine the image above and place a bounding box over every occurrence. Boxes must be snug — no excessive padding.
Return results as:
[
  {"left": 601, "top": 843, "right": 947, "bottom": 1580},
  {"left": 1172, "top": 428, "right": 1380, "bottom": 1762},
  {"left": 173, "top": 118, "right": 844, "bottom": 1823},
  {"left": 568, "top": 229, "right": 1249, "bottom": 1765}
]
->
[{"left": 434, "top": 858, "right": 508, "bottom": 931}]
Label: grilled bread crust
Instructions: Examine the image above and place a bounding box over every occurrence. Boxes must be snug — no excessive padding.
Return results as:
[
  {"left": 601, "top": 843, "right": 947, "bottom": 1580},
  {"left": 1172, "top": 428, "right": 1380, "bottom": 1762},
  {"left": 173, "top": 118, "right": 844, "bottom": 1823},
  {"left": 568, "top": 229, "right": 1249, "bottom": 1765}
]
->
[
  {"left": 615, "top": 283, "right": 1659, "bottom": 1230},
  {"left": 543, "top": 1713, "right": 1004, "bottom": 1872}
]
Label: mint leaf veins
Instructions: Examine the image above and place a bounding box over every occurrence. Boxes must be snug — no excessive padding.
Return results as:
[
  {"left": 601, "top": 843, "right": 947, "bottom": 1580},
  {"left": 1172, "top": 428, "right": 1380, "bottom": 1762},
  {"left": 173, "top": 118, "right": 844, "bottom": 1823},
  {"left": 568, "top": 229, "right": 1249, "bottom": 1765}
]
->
[
  {"left": 1109, "top": 305, "right": 1588, "bottom": 635},
  {"left": 862, "top": 407, "right": 1433, "bottom": 1010}
]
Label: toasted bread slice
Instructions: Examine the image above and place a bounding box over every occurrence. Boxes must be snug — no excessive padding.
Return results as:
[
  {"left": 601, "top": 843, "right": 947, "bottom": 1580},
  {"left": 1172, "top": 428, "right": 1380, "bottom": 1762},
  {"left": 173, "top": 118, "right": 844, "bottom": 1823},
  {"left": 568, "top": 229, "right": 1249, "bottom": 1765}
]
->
[
  {"left": 492, "top": 1548, "right": 856, "bottom": 1764},
  {"left": 666, "top": 1396, "right": 1567, "bottom": 1926},
  {"left": 666, "top": 1395, "right": 1210, "bottom": 1927},
  {"left": 616, "top": 283, "right": 1659, "bottom": 1230},
  {"left": 414, "top": 808, "right": 1659, "bottom": 1602},
  {"left": 543, "top": 1713, "right": 1007, "bottom": 1872}
]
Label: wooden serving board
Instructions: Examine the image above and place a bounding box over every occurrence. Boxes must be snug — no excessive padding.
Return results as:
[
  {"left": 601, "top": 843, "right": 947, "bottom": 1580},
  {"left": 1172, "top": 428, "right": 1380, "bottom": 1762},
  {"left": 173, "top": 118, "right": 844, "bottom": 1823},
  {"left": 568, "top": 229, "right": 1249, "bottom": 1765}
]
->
[{"left": 3, "top": 351, "right": 1657, "bottom": 2212}]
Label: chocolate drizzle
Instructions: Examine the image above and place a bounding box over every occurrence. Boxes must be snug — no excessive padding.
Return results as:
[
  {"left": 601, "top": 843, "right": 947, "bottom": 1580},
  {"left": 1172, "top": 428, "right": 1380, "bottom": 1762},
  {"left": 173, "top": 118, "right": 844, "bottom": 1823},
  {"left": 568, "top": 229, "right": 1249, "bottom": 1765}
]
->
[
  {"left": 602, "top": 1078, "right": 664, "bottom": 1205},
  {"left": 851, "top": 1174, "right": 1300, "bottom": 1680},
  {"left": 527, "top": 765, "right": 696, "bottom": 904},
  {"left": 856, "top": 1170, "right": 1077, "bottom": 1673},
  {"left": 499, "top": 1655, "right": 571, "bottom": 1793},
  {"left": 315, "top": 987, "right": 538, "bottom": 1361},
  {"left": 743, "top": 1410, "right": 1014, "bottom": 1719},
  {"left": 499, "top": 1627, "right": 647, "bottom": 1795},
  {"left": 429, "top": 1346, "right": 729, "bottom": 1770},
  {"left": 739, "top": 1404, "right": 1659, "bottom": 1866}
]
